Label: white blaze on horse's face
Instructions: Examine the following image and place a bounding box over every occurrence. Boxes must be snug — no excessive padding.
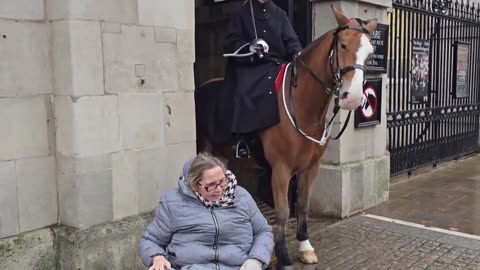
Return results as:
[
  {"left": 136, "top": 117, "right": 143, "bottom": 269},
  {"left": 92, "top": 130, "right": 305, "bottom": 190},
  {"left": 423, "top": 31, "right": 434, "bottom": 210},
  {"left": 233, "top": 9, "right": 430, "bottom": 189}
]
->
[{"left": 338, "top": 34, "right": 374, "bottom": 111}]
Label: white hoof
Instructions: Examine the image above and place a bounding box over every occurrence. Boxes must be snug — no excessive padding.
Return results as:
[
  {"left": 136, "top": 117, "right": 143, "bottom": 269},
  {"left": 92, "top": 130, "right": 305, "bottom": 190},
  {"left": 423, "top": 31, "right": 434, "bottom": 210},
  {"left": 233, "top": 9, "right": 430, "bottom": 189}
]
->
[{"left": 298, "top": 250, "right": 318, "bottom": 264}]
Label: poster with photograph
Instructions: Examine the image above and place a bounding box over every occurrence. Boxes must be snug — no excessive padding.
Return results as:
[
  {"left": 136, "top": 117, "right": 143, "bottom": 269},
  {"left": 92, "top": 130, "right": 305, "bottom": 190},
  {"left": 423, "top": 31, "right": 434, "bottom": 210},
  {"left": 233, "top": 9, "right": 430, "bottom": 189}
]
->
[
  {"left": 410, "top": 39, "right": 430, "bottom": 103},
  {"left": 453, "top": 41, "right": 470, "bottom": 98}
]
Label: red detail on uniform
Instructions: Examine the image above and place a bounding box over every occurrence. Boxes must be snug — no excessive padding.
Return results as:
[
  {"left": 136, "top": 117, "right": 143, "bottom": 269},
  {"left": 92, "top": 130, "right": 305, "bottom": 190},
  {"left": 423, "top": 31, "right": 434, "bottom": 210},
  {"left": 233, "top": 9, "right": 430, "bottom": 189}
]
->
[{"left": 275, "top": 64, "right": 287, "bottom": 93}]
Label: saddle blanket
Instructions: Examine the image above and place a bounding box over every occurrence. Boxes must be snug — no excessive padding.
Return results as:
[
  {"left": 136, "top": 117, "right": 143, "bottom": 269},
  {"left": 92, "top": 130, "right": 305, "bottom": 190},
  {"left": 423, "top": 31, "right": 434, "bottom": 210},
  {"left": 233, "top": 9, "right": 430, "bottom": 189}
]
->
[{"left": 275, "top": 63, "right": 288, "bottom": 94}]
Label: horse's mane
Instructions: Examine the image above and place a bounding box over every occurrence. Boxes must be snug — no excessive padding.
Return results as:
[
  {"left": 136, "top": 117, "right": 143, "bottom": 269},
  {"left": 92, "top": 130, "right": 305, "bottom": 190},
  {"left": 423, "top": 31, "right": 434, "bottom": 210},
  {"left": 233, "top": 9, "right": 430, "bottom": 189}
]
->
[{"left": 300, "top": 30, "right": 334, "bottom": 56}]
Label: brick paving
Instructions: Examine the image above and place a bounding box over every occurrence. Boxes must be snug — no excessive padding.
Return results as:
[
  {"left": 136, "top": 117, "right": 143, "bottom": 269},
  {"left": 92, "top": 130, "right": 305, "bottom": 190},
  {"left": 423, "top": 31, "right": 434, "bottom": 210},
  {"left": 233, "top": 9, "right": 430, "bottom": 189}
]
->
[
  {"left": 257, "top": 209, "right": 480, "bottom": 270},
  {"left": 255, "top": 155, "right": 480, "bottom": 270}
]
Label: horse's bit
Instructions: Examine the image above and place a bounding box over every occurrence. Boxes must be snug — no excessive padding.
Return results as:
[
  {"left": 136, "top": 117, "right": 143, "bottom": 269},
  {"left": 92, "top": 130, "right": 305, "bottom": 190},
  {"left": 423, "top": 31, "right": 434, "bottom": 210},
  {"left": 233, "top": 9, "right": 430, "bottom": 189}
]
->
[{"left": 286, "top": 22, "right": 371, "bottom": 145}]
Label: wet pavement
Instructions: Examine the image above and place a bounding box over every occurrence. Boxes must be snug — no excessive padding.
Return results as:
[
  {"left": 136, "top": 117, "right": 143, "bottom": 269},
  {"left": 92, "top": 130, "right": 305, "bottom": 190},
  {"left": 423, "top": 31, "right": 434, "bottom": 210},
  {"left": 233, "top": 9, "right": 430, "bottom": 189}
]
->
[
  {"left": 256, "top": 154, "right": 480, "bottom": 269},
  {"left": 367, "top": 154, "right": 480, "bottom": 236},
  {"left": 278, "top": 215, "right": 480, "bottom": 270},
  {"left": 256, "top": 208, "right": 480, "bottom": 269}
]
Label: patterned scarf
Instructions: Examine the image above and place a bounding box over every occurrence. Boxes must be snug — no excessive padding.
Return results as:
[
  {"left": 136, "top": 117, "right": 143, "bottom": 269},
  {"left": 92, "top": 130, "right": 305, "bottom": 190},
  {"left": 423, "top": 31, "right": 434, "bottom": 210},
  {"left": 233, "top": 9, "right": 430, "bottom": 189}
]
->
[
  {"left": 181, "top": 160, "right": 237, "bottom": 208},
  {"left": 194, "top": 170, "right": 237, "bottom": 208}
]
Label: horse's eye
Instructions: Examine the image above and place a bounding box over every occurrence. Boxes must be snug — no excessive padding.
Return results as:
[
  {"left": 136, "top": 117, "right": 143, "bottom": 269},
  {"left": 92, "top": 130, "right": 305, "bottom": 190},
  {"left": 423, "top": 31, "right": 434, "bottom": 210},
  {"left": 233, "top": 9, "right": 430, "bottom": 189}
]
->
[{"left": 341, "top": 44, "right": 347, "bottom": 49}]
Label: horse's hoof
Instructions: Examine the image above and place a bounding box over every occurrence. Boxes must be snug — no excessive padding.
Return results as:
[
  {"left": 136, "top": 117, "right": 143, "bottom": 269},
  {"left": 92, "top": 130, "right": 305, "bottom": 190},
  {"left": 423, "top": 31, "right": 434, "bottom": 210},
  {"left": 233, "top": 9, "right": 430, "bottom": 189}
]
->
[{"left": 299, "top": 250, "right": 319, "bottom": 264}]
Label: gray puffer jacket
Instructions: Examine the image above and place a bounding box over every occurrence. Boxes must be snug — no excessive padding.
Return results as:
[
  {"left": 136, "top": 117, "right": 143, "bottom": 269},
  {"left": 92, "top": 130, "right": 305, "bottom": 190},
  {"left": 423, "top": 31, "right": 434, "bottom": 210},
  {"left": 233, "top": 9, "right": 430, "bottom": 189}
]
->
[{"left": 138, "top": 175, "right": 274, "bottom": 270}]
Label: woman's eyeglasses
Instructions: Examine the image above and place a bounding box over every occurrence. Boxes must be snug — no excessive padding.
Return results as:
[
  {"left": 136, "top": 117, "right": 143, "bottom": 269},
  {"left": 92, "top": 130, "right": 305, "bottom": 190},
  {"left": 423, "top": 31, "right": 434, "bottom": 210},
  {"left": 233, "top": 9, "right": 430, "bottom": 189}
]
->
[{"left": 198, "top": 178, "right": 228, "bottom": 192}]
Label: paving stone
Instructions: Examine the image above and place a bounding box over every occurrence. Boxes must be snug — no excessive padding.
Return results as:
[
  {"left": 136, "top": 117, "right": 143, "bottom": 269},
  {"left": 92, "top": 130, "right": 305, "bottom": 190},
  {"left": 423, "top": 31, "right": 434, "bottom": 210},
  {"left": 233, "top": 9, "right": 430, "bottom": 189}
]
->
[{"left": 257, "top": 212, "right": 480, "bottom": 269}]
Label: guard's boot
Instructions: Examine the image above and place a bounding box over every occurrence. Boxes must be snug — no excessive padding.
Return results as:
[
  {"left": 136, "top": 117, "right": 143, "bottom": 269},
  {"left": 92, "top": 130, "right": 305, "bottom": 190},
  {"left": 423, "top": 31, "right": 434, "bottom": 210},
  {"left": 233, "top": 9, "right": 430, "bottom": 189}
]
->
[{"left": 233, "top": 139, "right": 250, "bottom": 159}]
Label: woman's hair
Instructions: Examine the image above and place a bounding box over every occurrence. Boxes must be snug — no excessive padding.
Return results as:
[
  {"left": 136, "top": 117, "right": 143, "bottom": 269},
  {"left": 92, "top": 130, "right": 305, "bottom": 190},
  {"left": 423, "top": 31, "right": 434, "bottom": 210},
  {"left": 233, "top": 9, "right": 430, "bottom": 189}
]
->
[{"left": 188, "top": 153, "right": 227, "bottom": 188}]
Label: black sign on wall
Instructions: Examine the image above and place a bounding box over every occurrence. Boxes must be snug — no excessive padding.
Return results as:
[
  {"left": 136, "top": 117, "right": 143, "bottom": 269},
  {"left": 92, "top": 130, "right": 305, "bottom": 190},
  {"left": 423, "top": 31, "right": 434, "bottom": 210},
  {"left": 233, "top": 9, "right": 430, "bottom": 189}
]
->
[
  {"left": 355, "top": 78, "right": 383, "bottom": 128},
  {"left": 366, "top": 23, "right": 389, "bottom": 74}
]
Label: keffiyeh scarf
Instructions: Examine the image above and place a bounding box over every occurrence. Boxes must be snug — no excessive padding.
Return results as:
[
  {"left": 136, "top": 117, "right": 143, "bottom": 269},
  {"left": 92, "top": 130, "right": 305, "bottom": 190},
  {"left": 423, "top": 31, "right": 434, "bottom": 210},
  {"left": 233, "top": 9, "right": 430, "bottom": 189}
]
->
[
  {"left": 181, "top": 160, "right": 237, "bottom": 208},
  {"left": 194, "top": 170, "right": 237, "bottom": 208}
]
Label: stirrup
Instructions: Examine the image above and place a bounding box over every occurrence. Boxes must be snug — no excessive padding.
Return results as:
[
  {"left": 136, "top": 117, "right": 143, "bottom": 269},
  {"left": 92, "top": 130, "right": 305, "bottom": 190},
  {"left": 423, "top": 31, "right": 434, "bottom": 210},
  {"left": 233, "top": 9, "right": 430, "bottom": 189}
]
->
[{"left": 233, "top": 140, "right": 251, "bottom": 159}]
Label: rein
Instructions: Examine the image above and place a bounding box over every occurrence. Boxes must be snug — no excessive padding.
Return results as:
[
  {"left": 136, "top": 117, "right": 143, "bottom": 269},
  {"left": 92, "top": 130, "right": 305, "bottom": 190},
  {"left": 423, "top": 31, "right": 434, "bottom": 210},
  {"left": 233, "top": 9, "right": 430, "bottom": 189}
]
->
[{"left": 284, "top": 22, "right": 371, "bottom": 145}]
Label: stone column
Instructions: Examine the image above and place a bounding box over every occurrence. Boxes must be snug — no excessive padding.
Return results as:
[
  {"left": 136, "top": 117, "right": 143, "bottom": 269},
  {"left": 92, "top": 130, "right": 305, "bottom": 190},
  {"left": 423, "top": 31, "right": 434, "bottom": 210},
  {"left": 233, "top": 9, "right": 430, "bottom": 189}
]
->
[
  {"left": 45, "top": 0, "right": 196, "bottom": 268},
  {"left": 310, "top": 0, "right": 391, "bottom": 218},
  {"left": 48, "top": 0, "right": 196, "bottom": 229}
]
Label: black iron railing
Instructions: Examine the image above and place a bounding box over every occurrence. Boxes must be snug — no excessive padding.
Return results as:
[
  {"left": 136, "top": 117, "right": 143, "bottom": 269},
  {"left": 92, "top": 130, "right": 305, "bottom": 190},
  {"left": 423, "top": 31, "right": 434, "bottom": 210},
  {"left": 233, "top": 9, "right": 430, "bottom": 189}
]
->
[{"left": 388, "top": 0, "right": 480, "bottom": 175}]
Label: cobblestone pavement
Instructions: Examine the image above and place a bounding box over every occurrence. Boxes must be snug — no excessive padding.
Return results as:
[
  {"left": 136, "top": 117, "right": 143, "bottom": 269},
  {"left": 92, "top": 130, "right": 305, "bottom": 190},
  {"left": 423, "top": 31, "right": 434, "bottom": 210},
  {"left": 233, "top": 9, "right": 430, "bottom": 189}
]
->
[{"left": 260, "top": 213, "right": 480, "bottom": 270}]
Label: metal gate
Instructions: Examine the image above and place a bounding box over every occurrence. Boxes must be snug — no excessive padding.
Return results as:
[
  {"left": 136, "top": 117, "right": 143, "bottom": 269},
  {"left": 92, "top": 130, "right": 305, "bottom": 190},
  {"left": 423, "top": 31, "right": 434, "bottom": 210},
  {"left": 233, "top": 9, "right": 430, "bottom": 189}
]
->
[{"left": 388, "top": 0, "right": 480, "bottom": 175}]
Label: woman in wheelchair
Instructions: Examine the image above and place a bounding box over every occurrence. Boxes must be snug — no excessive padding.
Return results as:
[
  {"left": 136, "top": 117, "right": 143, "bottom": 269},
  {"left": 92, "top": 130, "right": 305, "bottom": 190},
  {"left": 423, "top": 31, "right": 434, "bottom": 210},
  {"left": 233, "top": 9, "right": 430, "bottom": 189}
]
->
[{"left": 138, "top": 153, "right": 273, "bottom": 270}]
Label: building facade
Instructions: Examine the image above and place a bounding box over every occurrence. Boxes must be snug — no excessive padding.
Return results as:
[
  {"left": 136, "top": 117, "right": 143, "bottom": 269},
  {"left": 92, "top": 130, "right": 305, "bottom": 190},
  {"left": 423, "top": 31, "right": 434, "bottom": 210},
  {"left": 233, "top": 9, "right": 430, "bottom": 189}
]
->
[
  {"left": 5, "top": 0, "right": 477, "bottom": 269},
  {"left": 1, "top": 0, "right": 196, "bottom": 269}
]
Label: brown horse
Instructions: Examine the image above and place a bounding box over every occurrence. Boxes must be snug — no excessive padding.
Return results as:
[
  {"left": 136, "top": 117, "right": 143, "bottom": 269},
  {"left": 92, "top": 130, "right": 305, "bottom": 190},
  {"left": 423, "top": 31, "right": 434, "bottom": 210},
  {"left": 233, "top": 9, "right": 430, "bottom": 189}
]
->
[{"left": 195, "top": 7, "right": 377, "bottom": 268}]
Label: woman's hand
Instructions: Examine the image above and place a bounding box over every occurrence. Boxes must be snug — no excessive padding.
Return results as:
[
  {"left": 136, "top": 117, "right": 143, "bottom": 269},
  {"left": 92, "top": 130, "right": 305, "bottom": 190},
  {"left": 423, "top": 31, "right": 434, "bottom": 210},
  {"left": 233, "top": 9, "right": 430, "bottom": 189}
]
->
[
  {"left": 149, "top": 255, "right": 171, "bottom": 270},
  {"left": 240, "top": 258, "right": 263, "bottom": 270}
]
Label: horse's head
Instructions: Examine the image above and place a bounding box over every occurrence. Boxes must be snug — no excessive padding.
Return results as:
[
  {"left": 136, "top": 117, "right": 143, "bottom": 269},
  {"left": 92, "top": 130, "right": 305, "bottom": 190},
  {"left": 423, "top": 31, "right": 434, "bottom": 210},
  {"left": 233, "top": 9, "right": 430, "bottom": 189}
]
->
[{"left": 331, "top": 7, "right": 377, "bottom": 111}]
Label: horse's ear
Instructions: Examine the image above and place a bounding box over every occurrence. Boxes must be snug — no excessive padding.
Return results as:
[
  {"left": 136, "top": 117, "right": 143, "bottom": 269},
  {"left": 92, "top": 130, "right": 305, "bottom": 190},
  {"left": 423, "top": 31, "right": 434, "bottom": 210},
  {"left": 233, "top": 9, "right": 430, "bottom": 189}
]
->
[
  {"left": 331, "top": 5, "right": 349, "bottom": 26},
  {"left": 365, "top": 19, "right": 378, "bottom": 34}
]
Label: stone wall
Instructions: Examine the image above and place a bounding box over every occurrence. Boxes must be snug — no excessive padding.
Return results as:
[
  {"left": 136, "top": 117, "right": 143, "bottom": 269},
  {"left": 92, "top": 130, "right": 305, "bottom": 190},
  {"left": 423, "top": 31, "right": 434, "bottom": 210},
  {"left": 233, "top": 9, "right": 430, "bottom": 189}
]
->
[
  {"left": 0, "top": 2, "right": 57, "bottom": 240},
  {"left": 0, "top": 0, "right": 196, "bottom": 268},
  {"left": 51, "top": 0, "right": 196, "bottom": 229}
]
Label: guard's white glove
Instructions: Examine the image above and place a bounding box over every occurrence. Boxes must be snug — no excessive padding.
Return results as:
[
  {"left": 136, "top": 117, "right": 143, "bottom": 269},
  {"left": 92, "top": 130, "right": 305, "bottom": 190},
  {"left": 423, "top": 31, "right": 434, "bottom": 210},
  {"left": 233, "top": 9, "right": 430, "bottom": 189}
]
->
[
  {"left": 239, "top": 258, "right": 263, "bottom": 270},
  {"left": 249, "top": 38, "right": 269, "bottom": 59},
  {"left": 249, "top": 39, "right": 269, "bottom": 52}
]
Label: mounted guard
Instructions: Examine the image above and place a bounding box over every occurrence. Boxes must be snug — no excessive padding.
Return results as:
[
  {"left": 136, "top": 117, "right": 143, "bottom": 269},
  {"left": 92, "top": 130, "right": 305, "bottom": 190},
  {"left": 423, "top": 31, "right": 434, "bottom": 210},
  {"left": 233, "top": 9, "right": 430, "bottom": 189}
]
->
[{"left": 217, "top": 0, "right": 303, "bottom": 158}]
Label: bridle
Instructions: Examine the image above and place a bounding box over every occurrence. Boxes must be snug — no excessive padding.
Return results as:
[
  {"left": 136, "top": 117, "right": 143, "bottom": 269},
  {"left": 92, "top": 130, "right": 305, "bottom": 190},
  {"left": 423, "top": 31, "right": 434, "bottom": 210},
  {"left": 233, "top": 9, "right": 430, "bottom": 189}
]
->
[
  {"left": 284, "top": 21, "right": 372, "bottom": 145},
  {"left": 296, "top": 23, "right": 370, "bottom": 97}
]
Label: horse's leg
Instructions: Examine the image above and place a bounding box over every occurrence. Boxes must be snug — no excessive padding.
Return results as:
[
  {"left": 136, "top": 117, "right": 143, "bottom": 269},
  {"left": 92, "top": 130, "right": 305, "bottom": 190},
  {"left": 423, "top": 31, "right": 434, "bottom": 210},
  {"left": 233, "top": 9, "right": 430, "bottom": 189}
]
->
[
  {"left": 271, "top": 163, "right": 293, "bottom": 268},
  {"left": 296, "top": 161, "right": 320, "bottom": 264}
]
